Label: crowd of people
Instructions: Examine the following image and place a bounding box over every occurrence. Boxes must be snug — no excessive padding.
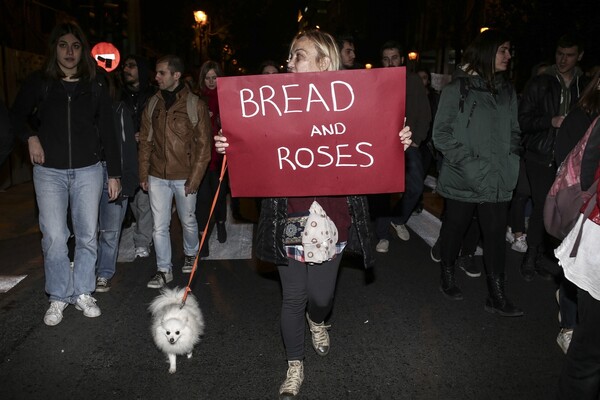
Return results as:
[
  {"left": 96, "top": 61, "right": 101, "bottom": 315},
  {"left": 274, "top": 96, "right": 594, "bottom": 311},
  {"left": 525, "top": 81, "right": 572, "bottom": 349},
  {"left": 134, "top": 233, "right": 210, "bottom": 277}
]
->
[{"left": 4, "top": 17, "right": 600, "bottom": 400}]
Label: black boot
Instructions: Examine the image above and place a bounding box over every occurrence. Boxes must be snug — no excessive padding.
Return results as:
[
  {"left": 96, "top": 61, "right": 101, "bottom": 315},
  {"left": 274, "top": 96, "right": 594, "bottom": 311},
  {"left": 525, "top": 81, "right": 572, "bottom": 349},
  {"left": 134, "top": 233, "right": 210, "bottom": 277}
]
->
[
  {"left": 534, "top": 247, "right": 554, "bottom": 281},
  {"left": 199, "top": 232, "right": 210, "bottom": 258},
  {"left": 217, "top": 221, "right": 227, "bottom": 243},
  {"left": 520, "top": 247, "right": 537, "bottom": 282},
  {"left": 485, "top": 274, "right": 524, "bottom": 317},
  {"left": 440, "top": 263, "right": 463, "bottom": 300}
]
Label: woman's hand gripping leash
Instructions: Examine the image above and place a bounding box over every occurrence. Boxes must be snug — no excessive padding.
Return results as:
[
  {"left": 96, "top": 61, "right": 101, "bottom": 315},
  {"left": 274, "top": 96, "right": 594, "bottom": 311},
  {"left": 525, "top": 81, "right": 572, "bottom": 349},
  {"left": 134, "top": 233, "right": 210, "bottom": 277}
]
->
[{"left": 215, "top": 129, "right": 228, "bottom": 155}]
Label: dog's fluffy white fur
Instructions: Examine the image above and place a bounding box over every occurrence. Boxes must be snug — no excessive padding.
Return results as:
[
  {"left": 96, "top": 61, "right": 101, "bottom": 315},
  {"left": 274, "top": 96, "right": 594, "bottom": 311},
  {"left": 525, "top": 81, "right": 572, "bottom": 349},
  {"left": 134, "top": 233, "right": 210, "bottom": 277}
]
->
[{"left": 149, "top": 287, "right": 205, "bottom": 373}]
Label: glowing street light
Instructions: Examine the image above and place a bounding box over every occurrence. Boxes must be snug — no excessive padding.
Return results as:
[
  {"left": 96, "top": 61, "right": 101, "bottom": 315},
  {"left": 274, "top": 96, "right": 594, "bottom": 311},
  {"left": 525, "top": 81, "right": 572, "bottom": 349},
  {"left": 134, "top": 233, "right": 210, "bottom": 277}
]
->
[
  {"left": 193, "top": 10, "right": 209, "bottom": 63},
  {"left": 194, "top": 10, "right": 207, "bottom": 26}
]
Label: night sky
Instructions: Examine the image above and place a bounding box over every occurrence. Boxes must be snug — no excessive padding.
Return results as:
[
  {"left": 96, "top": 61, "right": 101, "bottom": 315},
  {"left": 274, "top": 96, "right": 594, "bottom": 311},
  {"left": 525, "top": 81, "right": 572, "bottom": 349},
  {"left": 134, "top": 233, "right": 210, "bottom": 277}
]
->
[
  {"left": 139, "top": 0, "right": 300, "bottom": 72},
  {"left": 137, "top": 0, "right": 600, "bottom": 83}
]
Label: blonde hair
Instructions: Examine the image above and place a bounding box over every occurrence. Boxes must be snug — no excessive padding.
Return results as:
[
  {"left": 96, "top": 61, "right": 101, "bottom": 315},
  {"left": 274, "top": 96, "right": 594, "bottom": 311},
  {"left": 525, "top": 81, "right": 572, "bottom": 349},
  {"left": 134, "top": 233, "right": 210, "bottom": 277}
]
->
[{"left": 289, "top": 29, "right": 341, "bottom": 71}]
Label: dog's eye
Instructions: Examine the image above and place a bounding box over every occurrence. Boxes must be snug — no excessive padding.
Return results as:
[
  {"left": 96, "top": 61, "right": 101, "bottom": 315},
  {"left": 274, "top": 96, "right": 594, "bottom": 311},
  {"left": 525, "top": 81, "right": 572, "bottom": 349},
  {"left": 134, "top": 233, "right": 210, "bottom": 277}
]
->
[
  {"left": 166, "top": 331, "right": 171, "bottom": 335},
  {"left": 175, "top": 331, "right": 180, "bottom": 335}
]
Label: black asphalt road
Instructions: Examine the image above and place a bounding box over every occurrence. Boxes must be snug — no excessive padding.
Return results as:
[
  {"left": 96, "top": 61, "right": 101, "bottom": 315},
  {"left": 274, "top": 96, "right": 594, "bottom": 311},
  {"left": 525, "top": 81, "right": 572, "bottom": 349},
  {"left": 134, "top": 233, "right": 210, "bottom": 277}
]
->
[{"left": 0, "top": 183, "right": 566, "bottom": 399}]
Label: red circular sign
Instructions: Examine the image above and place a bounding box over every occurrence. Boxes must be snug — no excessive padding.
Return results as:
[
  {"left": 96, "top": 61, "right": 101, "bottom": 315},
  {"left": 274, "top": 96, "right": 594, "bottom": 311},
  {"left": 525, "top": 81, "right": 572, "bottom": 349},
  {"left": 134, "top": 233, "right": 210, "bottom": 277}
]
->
[{"left": 92, "top": 42, "right": 121, "bottom": 72}]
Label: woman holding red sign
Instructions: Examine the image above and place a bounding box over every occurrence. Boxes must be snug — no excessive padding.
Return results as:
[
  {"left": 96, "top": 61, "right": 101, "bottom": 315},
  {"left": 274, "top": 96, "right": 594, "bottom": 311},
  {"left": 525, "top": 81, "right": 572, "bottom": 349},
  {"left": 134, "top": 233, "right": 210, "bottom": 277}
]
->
[{"left": 215, "top": 29, "right": 413, "bottom": 399}]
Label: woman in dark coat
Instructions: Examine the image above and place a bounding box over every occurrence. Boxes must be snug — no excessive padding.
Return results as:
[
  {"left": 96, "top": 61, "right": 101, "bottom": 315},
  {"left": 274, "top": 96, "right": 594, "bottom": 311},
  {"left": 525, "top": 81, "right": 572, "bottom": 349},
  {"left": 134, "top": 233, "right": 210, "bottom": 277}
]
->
[{"left": 432, "top": 29, "right": 522, "bottom": 316}]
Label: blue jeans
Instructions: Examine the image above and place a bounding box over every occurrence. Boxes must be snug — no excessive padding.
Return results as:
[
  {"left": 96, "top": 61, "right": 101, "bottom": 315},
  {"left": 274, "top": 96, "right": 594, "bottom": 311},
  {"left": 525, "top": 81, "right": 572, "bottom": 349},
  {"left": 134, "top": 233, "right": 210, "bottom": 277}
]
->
[
  {"left": 375, "top": 146, "right": 424, "bottom": 239},
  {"left": 130, "top": 188, "right": 153, "bottom": 248},
  {"left": 33, "top": 162, "right": 103, "bottom": 303},
  {"left": 97, "top": 164, "right": 128, "bottom": 280},
  {"left": 148, "top": 176, "right": 199, "bottom": 272}
]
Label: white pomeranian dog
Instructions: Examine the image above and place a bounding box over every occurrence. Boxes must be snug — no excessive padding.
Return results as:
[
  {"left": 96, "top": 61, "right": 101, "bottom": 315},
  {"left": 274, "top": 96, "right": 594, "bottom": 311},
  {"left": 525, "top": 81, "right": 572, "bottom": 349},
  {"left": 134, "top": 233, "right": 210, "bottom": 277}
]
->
[{"left": 149, "top": 287, "right": 205, "bottom": 373}]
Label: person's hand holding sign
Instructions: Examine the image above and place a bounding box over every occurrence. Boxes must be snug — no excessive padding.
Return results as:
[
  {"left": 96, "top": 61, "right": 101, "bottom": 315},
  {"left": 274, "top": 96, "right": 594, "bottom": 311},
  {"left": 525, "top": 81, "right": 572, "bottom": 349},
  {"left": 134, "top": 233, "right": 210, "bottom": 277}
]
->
[
  {"left": 398, "top": 125, "right": 412, "bottom": 150},
  {"left": 215, "top": 126, "right": 413, "bottom": 154}
]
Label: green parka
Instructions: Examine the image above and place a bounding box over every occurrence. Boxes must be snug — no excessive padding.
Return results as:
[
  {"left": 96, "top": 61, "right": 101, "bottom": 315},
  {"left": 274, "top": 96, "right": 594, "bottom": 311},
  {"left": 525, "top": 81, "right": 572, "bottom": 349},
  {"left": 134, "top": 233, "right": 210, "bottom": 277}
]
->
[{"left": 432, "top": 68, "right": 521, "bottom": 203}]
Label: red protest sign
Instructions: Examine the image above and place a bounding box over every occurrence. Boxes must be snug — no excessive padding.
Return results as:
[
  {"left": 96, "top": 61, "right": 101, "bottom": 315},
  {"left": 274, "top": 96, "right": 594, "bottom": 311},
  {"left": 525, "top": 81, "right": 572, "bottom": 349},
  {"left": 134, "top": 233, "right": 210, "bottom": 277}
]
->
[{"left": 217, "top": 67, "right": 406, "bottom": 197}]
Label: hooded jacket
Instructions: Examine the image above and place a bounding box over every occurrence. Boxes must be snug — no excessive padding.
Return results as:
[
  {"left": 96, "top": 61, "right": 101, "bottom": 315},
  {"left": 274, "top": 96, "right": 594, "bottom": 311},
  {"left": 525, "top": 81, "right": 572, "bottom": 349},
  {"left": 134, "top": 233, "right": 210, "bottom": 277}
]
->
[
  {"left": 121, "top": 55, "right": 157, "bottom": 132},
  {"left": 518, "top": 65, "right": 588, "bottom": 166},
  {"left": 432, "top": 68, "right": 521, "bottom": 203},
  {"left": 405, "top": 72, "right": 432, "bottom": 146},
  {"left": 112, "top": 101, "right": 139, "bottom": 197}
]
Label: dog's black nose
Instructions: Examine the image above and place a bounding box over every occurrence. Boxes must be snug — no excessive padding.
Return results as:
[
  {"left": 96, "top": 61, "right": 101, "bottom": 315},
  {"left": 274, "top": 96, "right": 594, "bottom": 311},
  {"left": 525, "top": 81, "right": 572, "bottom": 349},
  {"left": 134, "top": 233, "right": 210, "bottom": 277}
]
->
[{"left": 169, "top": 338, "right": 175, "bottom": 343}]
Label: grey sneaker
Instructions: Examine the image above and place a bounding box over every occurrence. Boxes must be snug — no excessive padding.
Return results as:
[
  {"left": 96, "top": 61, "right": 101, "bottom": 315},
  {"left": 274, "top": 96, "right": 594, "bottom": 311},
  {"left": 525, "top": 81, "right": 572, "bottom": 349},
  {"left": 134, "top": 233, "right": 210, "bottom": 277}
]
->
[
  {"left": 147, "top": 271, "right": 173, "bottom": 288},
  {"left": 556, "top": 328, "right": 573, "bottom": 354},
  {"left": 375, "top": 239, "right": 389, "bottom": 253},
  {"left": 390, "top": 222, "right": 410, "bottom": 241},
  {"left": 182, "top": 255, "right": 196, "bottom": 273},
  {"left": 44, "top": 301, "right": 68, "bottom": 326},
  {"left": 135, "top": 246, "right": 150, "bottom": 258},
  {"left": 279, "top": 360, "right": 304, "bottom": 399},
  {"left": 505, "top": 226, "right": 515, "bottom": 243},
  {"left": 75, "top": 294, "right": 101, "bottom": 318},
  {"left": 306, "top": 313, "right": 331, "bottom": 356},
  {"left": 95, "top": 277, "right": 111, "bottom": 293},
  {"left": 511, "top": 234, "right": 528, "bottom": 253}
]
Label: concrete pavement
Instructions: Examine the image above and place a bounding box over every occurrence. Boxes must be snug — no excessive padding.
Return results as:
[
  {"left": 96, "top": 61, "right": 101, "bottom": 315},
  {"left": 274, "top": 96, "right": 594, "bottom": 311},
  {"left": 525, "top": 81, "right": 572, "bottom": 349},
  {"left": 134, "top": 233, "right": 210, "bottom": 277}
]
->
[{"left": 0, "top": 182, "right": 566, "bottom": 399}]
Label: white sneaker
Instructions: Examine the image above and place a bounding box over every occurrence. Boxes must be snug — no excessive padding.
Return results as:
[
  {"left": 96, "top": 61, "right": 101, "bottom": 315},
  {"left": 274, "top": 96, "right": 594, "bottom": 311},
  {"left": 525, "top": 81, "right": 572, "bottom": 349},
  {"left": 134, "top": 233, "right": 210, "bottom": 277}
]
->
[
  {"left": 556, "top": 328, "right": 573, "bottom": 354},
  {"left": 375, "top": 239, "right": 389, "bottom": 253},
  {"left": 505, "top": 226, "right": 515, "bottom": 243},
  {"left": 135, "top": 246, "right": 150, "bottom": 258},
  {"left": 390, "top": 222, "right": 410, "bottom": 241},
  {"left": 306, "top": 313, "right": 331, "bottom": 356},
  {"left": 511, "top": 234, "right": 528, "bottom": 253},
  {"left": 75, "top": 294, "right": 101, "bottom": 318},
  {"left": 279, "top": 360, "right": 304, "bottom": 398},
  {"left": 44, "top": 301, "right": 68, "bottom": 326}
]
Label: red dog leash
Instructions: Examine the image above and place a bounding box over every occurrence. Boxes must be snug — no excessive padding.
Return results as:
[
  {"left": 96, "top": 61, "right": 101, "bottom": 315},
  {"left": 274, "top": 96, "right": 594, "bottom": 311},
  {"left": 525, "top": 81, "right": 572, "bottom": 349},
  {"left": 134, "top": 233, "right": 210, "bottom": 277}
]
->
[{"left": 181, "top": 155, "right": 228, "bottom": 306}]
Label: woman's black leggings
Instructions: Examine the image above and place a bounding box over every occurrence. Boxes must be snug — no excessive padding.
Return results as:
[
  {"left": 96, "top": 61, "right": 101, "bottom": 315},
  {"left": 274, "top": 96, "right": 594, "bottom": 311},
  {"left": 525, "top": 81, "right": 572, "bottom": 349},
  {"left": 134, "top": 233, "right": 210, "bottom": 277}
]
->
[{"left": 277, "top": 256, "right": 342, "bottom": 360}]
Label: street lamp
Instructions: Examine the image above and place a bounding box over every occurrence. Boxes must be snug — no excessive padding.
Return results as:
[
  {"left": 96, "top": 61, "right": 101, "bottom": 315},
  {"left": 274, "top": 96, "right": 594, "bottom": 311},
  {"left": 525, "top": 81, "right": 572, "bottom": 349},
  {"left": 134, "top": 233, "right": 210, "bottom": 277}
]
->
[
  {"left": 194, "top": 10, "right": 207, "bottom": 26},
  {"left": 407, "top": 51, "right": 419, "bottom": 72},
  {"left": 193, "top": 10, "right": 208, "bottom": 63}
]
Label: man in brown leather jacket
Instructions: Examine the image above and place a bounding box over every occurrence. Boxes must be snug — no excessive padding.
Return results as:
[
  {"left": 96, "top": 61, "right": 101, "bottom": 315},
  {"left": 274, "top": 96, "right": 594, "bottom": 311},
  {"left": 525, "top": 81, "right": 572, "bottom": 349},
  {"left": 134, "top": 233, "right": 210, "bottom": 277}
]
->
[{"left": 138, "top": 54, "right": 212, "bottom": 288}]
